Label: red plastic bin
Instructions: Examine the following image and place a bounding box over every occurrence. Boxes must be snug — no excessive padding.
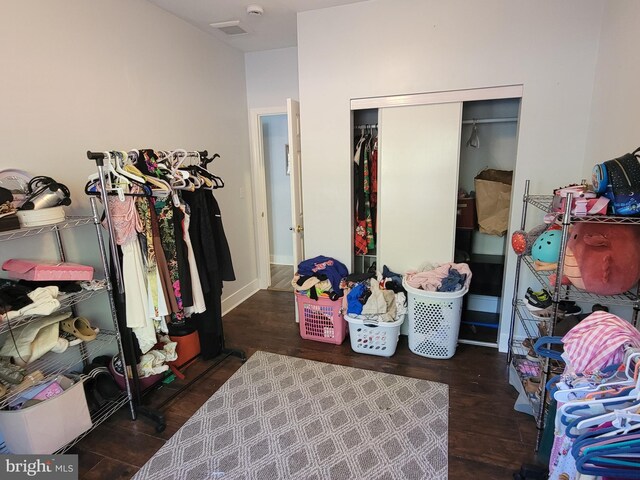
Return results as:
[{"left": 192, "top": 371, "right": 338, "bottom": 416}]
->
[{"left": 296, "top": 293, "right": 347, "bottom": 344}]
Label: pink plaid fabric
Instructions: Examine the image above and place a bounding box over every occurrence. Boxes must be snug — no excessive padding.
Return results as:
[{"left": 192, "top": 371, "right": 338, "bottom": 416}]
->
[{"left": 562, "top": 311, "right": 640, "bottom": 374}]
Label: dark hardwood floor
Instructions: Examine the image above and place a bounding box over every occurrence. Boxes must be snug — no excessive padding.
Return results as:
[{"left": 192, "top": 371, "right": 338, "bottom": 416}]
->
[{"left": 73, "top": 290, "right": 539, "bottom": 479}]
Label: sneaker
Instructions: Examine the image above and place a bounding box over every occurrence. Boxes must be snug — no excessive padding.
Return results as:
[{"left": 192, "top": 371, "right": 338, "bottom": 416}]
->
[
  {"left": 525, "top": 288, "right": 552, "bottom": 309},
  {"left": 558, "top": 301, "right": 582, "bottom": 317},
  {"left": 591, "top": 303, "right": 609, "bottom": 313},
  {"left": 59, "top": 329, "right": 83, "bottom": 347}
]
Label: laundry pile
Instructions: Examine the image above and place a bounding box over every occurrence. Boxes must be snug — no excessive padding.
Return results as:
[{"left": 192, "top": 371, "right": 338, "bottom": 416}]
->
[
  {"left": 291, "top": 255, "right": 349, "bottom": 300},
  {"left": 343, "top": 265, "right": 407, "bottom": 323},
  {"left": 404, "top": 262, "right": 472, "bottom": 292}
]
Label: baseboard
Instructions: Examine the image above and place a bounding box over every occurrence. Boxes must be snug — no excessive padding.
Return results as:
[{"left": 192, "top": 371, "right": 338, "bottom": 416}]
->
[
  {"left": 270, "top": 255, "right": 294, "bottom": 265},
  {"left": 467, "top": 294, "right": 501, "bottom": 314},
  {"left": 222, "top": 279, "right": 260, "bottom": 316}
]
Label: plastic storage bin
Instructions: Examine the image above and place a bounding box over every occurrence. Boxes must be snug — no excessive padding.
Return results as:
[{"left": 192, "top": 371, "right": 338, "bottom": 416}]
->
[
  {"left": 296, "top": 293, "right": 347, "bottom": 344},
  {"left": 345, "top": 314, "right": 404, "bottom": 357},
  {"left": 403, "top": 279, "right": 468, "bottom": 359}
]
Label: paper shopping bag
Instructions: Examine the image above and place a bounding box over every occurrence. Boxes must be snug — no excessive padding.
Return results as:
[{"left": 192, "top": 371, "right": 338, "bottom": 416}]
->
[{"left": 474, "top": 169, "right": 513, "bottom": 236}]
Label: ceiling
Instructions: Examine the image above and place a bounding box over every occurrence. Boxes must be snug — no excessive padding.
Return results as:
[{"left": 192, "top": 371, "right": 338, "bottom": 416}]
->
[{"left": 147, "top": 0, "right": 368, "bottom": 52}]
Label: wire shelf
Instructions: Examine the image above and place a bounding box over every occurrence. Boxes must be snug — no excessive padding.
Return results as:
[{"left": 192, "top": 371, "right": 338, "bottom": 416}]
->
[
  {"left": 515, "top": 300, "right": 550, "bottom": 339},
  {"left": 526, "top": 194, "right": 640, "bottom": 225},
  {"left": 0, "top": 287, "right": 107, "bottom": 336},
  {"left": 523, "top": 256, "right": 638, "bottom": 306},
  {"left": 0, "top": 216, "right": 94, "bottom": 243},
  {"left": 0, "top": 330, "right": 117, "bottom": 409}
]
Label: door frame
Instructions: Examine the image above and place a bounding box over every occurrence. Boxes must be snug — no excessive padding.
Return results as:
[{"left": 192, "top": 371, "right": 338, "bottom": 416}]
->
[{"left": 248, "top": 106, "right": 288, "bottom": 290}]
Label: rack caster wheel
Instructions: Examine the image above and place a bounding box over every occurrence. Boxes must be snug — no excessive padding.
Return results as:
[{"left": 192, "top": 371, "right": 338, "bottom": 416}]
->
[{"left": 156, "top": 422, "right": 166, "bottom": 433}]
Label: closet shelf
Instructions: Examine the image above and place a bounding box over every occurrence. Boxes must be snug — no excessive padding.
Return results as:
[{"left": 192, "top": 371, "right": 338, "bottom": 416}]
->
[
  {"left": 522, "top": 256, "right": 638, "bottom": 306},
  {"left": 0, "top": 330, "right": 117, "bottom": 410},
  {"left": 56, "top": 392, "right": 130, "bottom": 454},
  {"left": 0, "top": 287, "right": 107, "bottom": 336},
  {"left": 0, "top": 216, "right": 94, "bottom": 242}
]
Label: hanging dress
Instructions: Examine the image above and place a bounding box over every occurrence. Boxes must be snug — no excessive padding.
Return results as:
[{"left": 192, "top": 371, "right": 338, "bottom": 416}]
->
[{"left": 106, "top": 191, "right": 156, "bottom": 353}]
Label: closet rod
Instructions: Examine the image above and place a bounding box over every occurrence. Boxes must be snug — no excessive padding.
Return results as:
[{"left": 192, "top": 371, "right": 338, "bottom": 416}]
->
[
  {"left": 354, "top": 124, "right": 378, "bottom": 129},
  {"left": 86, "top": 150, "right": 209, "bottom": 163},
  {"left": 461, "top": 117, "right": 518, "bottom": 125}
]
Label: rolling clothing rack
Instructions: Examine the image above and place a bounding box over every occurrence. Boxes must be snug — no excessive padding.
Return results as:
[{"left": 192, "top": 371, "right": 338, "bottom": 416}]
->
[{"left": 86, "top": 149, "right": 246, "bottom": 432}]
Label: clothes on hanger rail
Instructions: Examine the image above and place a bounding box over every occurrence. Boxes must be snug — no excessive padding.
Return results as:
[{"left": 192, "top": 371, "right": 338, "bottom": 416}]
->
[{"left": 88, "top": 149, "right": 234, "bottom": 362}]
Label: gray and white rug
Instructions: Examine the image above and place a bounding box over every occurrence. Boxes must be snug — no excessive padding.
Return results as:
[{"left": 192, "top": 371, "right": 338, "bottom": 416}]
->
[{"left": 133, "top": 351, "right": 448, "bottom": 480}]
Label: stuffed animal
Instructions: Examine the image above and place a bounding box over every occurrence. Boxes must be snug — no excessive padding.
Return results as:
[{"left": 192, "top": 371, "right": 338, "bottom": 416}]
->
[{"left": 558, "top": 223, "right": 640, "bottom": 295}]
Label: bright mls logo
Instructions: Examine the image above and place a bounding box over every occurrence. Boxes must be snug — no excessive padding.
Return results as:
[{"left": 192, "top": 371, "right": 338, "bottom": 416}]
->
[{"left": 2, "top": 455, "right": 77, "bottom": 479}]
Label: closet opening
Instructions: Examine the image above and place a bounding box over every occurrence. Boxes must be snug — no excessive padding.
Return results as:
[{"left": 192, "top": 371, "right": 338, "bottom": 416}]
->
[
  {"left": 351, "top": 108, "right": 379, "bottom": 274},
  {"left": 456, "top": 98, "right": 521, "bottom": 347}
]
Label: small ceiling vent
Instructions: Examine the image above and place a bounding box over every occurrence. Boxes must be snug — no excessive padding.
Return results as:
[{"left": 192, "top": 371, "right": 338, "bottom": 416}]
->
[{"left": 209, "top": 20, "right": 247, "bottom": 36}]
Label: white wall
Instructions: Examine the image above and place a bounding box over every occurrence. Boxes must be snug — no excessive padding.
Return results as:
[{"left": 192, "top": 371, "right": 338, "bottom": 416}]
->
[
  {"left": 584, "top": 0, "right": 640, "bottom": 173},
  {"left": 262, "top": 115, "right": 294, "bottom": 265},
  {"left": 0, "top": 0, "right": 256, "bottom": 308},
  {"left": 245, "top": 47, "right": 299, "bottom": 109},
  {"left": 297, "top": 0, "right": 605, "bottom": 351}
]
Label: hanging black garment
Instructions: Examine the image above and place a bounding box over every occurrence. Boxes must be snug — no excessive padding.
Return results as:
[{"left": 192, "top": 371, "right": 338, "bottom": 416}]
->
[
  {"left": 181, "top": 189, "right": 235, "bottom": 358},
  {"left": 172, "top": 206, "right": 193, "bottom": 309}
]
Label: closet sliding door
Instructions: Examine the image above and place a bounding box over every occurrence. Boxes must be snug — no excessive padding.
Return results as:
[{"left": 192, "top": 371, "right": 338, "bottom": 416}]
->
[{"left": 378, "top": 102, "right": 462, "bottom": 273}]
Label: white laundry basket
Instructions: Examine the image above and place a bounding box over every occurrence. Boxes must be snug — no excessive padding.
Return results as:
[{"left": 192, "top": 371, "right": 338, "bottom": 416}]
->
[
  {"left": 403, "top": 278, "right": 468, "bottom": 359},
  {"left": 344, "top": 314, "right": 405, "bottom": 357}
]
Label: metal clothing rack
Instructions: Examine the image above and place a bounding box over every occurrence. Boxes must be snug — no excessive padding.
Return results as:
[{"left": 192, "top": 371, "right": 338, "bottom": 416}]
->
[{"left": 86, "top": 150, "right": 246, "bottom": 432}]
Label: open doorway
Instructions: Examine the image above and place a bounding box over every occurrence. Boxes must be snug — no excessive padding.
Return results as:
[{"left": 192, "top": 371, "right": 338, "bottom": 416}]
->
[
  {"left": 261, "top": 114, "right": 294, "bottom": 292},
  {"left": 249, "top": 102, "right": 304, "bottom": 293}
]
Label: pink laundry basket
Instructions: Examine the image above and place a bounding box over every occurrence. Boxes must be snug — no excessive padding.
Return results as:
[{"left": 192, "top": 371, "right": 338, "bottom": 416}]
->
[{"left": 296, "top": 293, "right": 347, "bottom": 345}]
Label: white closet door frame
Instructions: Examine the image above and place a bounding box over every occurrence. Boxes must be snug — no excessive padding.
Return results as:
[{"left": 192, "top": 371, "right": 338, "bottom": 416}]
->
[{"left": 351, "top": 84, "right": 523, "bottom": 110}]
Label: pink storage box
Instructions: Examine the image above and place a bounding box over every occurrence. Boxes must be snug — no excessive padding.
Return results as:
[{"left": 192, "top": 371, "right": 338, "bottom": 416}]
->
[{"left": 2, "top": 259, "right": 94, "bottom": 281}]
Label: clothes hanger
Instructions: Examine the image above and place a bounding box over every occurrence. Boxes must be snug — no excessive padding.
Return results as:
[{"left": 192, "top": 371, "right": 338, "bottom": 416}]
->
[
  {"left": 554, "top": 353, "right": 640, "bottom": 403},
  {"left": 466, "top": 120, "right": 480, "bottom": 148},
  {"left": 559, "top": 384, "right": 640, "bottom": 426},
  {"left": 114, "top": 151, "right": 146, "bottom": 184},
  {"left": 576, "top": 400, "right": 640, "bottom": 431},
  {"left": 197, "top": 152, "right": 224, "bottom": 188}
]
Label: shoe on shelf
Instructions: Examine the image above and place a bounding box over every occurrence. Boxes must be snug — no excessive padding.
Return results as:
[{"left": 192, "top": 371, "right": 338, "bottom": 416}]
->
[
  {"left": 83, "top": 363, "right": 121, "bottom": 409},
  {"left": 59, "top": 324, "right": 99, "bottom": 347},
  {"left": 524, "top": 376, "right": 541, "bottom": 395},
  {"left": 522, "top": 338, "right": 540, "bottom": 362},
  {"left": 525, "top": 288, "right": 552, "bottom": 310},
  {"left": 60, "top": 317, "right": 97, "bottom": 342},
  {"left": 530, "top": 308, "right": 553, "bottom": 321},
  {"left": 10, "top": 370, "right": 44, "bottom": 395},
  {"left": 557, "top": 300, "right": 582, "bottom": 317},
  {"left": 591, "top": 303, "right": 609, "bottom": 313},
  {"left": 0, "top": 356, "right": 26, "bottom": 385}
]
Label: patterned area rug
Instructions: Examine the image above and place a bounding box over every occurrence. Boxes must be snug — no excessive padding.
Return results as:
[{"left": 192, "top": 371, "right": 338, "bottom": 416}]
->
[{"left": 133, "top": 351, "right": 448, "bottom": 480}]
